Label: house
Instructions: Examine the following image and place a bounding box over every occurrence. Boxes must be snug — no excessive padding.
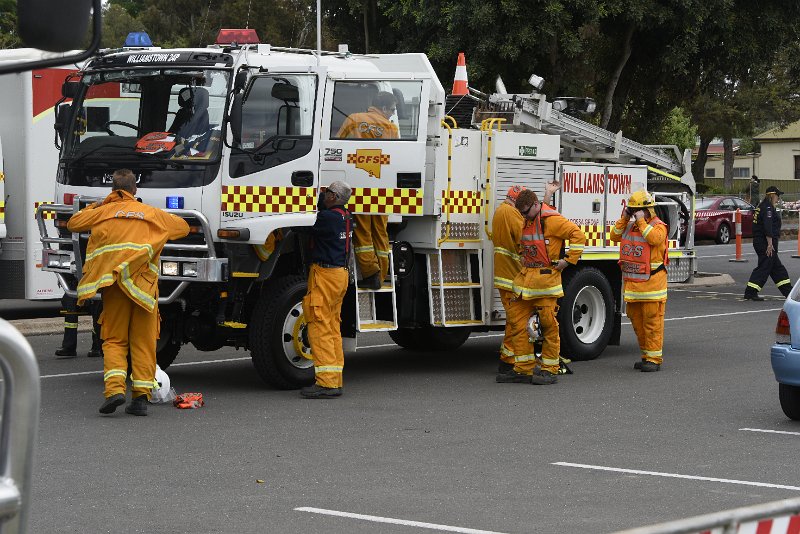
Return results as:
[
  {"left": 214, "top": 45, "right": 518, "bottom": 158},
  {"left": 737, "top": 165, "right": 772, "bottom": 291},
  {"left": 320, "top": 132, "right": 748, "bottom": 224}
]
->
[
  {"left": 752, "top": 120, "right": 800, "bottom": 181},
  {"left": 699, "top": 139, "right": 760, "bottom": 181}
]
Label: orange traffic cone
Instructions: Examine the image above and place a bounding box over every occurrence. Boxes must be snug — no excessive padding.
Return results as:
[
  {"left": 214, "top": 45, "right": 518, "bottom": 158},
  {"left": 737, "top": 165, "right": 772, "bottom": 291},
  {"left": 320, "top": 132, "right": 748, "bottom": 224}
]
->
[{"left": 452, "top": 52, "right": 468, "bottom": 96}]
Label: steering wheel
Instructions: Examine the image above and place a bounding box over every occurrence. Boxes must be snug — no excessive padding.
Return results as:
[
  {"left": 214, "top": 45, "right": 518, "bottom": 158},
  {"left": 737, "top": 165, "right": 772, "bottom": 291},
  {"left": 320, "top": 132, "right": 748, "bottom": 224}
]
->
[{"left": 102, "top": 120, "right": 138, "bottom": 136}]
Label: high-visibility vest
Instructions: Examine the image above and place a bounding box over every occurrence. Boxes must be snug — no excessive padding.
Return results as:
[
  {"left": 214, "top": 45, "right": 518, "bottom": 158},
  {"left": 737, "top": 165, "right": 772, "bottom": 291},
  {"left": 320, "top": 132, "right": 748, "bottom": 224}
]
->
[
  {"left": 519, "top": 206, "right": 559, "bottom": 267},
  {"left": 619, "top": 217, "right": 668, "bottom": 282}
]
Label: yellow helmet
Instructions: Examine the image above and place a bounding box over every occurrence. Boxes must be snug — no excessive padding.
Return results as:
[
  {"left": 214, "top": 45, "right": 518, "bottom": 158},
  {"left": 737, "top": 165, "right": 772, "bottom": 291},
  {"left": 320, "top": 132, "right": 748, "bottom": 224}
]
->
[{"left": 627, "top": 190, "right": 655, "bottom": 208}]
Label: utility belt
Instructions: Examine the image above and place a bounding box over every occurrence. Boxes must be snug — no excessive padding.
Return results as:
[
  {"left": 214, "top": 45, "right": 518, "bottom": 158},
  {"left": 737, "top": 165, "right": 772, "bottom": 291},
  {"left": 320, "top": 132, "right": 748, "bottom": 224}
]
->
[
  {"left": 522, "top": 260, "right": 557, "bottom": 268},
  {"left": 651, "top": 263, "right": 666, "bottom": 275},
  {"left": 315, "top": 262, "right": 346, "bottom": 269}
]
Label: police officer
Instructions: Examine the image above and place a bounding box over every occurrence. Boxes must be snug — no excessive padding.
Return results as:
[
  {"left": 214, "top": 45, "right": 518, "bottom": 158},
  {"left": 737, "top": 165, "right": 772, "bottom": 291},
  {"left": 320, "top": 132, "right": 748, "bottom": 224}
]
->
[
  {"left": 68, "top": 169, "right": 189, "bottom": 416},
  {"left": 296, "top": 181, "right": 353, "bottom": 398},
  {"left": 744, "top": 185, "right": 792, "bottom": 301},
  {"left": 497, "top": 189, "right": 584, "bottom": 385},
  {"left": 55, "top": 295, "right": 103, "bottom": 358},
  {"left": 610, "top": 191, "right": 669, "bottom": 372}
]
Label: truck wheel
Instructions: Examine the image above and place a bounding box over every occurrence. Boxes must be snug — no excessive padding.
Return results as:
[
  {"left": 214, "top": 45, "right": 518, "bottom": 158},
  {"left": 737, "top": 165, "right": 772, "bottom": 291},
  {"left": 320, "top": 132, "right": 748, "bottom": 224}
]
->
[
  {"left": 779, "top": 383, "right": 800, "bottom": 420},
  {"left": 389, "top": 326, "right": 472, "bottom": 351},
  {"left": 716, "top": 222, "right": 731, "bottom": 244},
  {"left": 559, "top": 267, "right": 614, "bottom": 361},
  {"left": 249, "top": 275, "right": 314, "bottom": 389}
]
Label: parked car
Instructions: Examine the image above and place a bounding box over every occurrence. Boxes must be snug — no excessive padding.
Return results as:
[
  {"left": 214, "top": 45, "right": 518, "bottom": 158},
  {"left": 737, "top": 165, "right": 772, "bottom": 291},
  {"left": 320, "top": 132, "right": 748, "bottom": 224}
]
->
[
  {"left": 771, "top": 281, "right": 800, "bottom": 420},
  {"left": 695, "top": 196, "right": 755, "bottom": 244}
]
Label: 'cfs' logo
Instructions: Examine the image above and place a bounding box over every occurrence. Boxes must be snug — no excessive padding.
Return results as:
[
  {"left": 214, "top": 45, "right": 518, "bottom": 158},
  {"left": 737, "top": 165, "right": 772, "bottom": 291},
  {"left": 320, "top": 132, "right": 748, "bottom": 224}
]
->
[
  {"left": 115, "top": 210, "right": 145, "bottom": 220},
  {"left": 346, "top": 149, "right": 390, "bottom": 179},
  {"left": 621, "top": 244, "right": 644, "bottom": 257}
]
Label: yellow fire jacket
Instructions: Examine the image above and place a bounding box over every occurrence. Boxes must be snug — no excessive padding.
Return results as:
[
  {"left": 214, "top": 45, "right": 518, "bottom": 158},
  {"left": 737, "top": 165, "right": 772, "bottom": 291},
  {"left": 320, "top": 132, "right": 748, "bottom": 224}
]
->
[
  {"left": 336, "top": 107, "right": 399, "bottom": 139},
  {"left": 491, "top": 200, "right": 525, "bottom": 291},
  {"left": 610, "top": 215, "right": 668, "bottom": 302},
  {"left": 512, "top": 208, "right": 585, "bottom": 299},
  {"left": 67, "top": 190, "right": 190, "bottom": 312}
]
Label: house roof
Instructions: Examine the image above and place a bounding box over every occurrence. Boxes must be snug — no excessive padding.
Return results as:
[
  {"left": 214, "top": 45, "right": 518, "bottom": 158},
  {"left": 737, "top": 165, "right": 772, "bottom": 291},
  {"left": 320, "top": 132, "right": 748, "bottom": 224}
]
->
[{"left": 754, "top": 120, "right": 800, "bottom": 141}]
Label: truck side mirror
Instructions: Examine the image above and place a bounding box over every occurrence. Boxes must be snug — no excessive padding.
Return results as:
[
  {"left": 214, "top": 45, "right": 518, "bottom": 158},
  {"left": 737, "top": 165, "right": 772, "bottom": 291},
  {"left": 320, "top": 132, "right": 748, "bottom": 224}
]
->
[
  {"left": 229, "top": 93, "right": 243, "bottom": 146},
  {"left": 18, "top": 0, "right": 92, "bottom": 52},
  {"left": 54, "top": 103, "right": 72, "bottom": 138}
]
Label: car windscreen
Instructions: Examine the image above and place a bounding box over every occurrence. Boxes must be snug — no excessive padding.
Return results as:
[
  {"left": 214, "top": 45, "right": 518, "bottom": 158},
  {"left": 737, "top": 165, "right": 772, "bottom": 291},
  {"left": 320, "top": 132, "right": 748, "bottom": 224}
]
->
[{"left": 695, "top": 198, "right": 717, "bottom": 209}]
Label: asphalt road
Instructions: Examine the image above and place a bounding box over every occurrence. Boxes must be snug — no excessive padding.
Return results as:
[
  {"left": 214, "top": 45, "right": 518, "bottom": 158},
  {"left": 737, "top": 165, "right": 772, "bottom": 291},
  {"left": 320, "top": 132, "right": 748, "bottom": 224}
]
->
[{"left": 19, "top": 240, "right": 800, "bottom": 533}]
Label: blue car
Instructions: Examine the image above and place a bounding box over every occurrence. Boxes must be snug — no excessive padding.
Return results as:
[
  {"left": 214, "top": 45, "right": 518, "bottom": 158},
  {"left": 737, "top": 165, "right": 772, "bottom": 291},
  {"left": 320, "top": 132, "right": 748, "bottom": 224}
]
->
[{"left": 771, "top": 283, "right": 800, "bottom": 420}]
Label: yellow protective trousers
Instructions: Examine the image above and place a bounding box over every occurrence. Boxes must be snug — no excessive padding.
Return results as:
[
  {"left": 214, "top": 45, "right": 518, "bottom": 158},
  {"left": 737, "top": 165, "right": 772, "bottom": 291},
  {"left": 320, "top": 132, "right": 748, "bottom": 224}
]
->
[
  {"left": 507, "top": 296, "right": 560, "bottom": 375},
  {"left": 626, "top": 300, "right": 665, "bottom": 364},
  {"left": 99, "top": 282, "right": 158, "bottom": 399},
  {"left": 499, "top": 289, "right": 519, "bottom": 365},
  {"left": 353, "top": 214, "right": 389, "bottom": 281},
  {"left": 302, "top": 264, "right": 349, "bottom": 388}
]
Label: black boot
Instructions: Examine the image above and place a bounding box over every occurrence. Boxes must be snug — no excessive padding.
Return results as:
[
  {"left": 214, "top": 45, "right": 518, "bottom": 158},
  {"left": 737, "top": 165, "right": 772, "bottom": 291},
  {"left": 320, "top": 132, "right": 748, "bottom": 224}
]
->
[
  {"left": 781, "top": 285, "right": 792, "bottom": 298},
  {"left": 55, "top": 347, "right": 77, "bottom": 358},
  {"left": 125, "top": 395, "right": 149, "bottom": 416},
  {"left": 743, "top": 291, "right": 764, "bottom": 301},
  {"left": 640, "top": 360, "right": 661, "bottom": 372},
  {"left": 530, "top": 369, "right": 558, "bottom": 385},
  {"left": 495, "top": 369, "right": 531, "bottom": 383},
  {"left": 86, "top": 348, "right": 103, "bottom": 358},
  {"left": 99, "top": 393, "right": 125, "bottom": 414},
  {"left": 300, "top": 384, "right": 342, "bottom": 398}
]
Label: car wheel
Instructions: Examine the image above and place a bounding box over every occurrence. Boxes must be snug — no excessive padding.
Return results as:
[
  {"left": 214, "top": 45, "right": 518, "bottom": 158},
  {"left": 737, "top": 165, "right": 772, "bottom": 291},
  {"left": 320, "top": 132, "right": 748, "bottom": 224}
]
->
[
  {"left": 715, "top": 222, "right": 731, "bottom": 244},
  {"left": 779, "top": 383, "right": 800, "bottom": 420}
]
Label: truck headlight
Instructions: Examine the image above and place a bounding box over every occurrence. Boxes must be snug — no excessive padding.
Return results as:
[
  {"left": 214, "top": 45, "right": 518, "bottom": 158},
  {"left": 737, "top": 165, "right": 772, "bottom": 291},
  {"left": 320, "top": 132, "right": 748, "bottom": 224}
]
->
[
  {"left": 60, "top": 255, "right": 72, "bottom": 268},
  {"left": 48, "top": 256, "right": 61, "bottom": 268},
  {"left": 181, "top": 262, "right": 198, "bottom": 277},
  {"left": 162, "top": 261, "right": 179, "bottom": 276}
]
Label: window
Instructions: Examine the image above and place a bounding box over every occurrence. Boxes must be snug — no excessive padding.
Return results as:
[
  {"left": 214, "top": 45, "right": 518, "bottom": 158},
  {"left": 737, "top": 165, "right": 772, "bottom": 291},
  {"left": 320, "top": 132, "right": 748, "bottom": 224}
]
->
[
  {"left": 705, "top": 168, "right": 716, "bottom": 177},
  {"left": 733, "top": 167, "right": 750, "bottom": 178},
  {"left": 329, "top": 80, "right": 422, "bottom": 140},
  {"left": 795, "top": 155, "right": 800, "bottom": 180},
  {"left": 734, "top": 198, "right": 754, "bottom": 210},
  {"left": 229, "top": 74, "right": 317, "bottom": 178},
  {"left": 719, "top": 199, "right": 736, "bottom": 210}
]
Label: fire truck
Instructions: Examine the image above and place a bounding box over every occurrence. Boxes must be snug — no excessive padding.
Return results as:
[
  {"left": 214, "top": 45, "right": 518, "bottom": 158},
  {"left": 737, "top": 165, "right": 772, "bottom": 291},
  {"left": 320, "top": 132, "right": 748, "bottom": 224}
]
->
[
  {"left": 0, "top": 49, "right": 88, "bottom": 300},
  {"left": 38, "top": 30, "right": 696, "bottom": 388}
]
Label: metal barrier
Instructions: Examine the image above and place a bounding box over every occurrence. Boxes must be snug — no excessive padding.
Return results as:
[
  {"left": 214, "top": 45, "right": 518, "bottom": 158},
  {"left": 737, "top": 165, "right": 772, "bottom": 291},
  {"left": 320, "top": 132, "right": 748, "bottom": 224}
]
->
[
  {"left": 612, "top": 497, "right": 800, "bottom": 534},
  {"left": 0, "top": 320, "right": 41, "bottom": 534}
]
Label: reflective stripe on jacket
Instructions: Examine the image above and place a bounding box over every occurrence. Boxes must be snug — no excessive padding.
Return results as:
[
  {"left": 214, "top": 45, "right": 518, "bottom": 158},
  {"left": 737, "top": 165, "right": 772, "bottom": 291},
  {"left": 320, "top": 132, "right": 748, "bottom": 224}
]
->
[
  {"left": 610, "top": 215, "right": 668, "bottom": 302},
  {"left": 67, "top": 190, "right": 190, "bottom": 311},
  {"left": 491, "top": 201, "right": 524, "bottom": 290}
]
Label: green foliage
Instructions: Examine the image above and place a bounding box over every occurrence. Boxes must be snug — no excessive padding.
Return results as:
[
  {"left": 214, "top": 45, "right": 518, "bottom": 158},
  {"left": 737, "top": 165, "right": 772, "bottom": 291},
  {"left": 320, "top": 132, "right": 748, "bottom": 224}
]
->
[
  {"left": 659, "top": 107, "right": 697, "bottom": 153},
  {"left": 0, "top": 0, "right": 20, "bottom": 48}
]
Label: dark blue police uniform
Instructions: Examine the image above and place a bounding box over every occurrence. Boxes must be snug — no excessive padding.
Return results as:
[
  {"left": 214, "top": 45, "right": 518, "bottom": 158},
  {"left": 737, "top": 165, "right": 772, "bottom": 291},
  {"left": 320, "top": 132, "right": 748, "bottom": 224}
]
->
[{"left": 745, "top": 190, "right": 792, "bottom": 300}]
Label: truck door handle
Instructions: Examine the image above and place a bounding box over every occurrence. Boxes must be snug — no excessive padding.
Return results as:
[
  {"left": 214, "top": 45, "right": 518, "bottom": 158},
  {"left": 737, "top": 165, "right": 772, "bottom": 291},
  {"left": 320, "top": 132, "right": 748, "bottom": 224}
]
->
[{"left": 291, "top": 171, "right": 314, "bottom": 187}]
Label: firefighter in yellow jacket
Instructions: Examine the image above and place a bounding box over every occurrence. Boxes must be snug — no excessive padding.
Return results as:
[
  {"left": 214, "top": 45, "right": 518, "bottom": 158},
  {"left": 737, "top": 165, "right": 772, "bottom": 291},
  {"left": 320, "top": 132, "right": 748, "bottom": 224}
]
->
[
  {"left": 609, "top": 190, "right": 667, "bottom": 372},
  {"left": 491, "top": 182, "right": 558, "bottom": 373},
  {"left": 336, "top": 91, "right": 399, "bottom": 290},
  {"left": 497, "top": 189, "right": 585, "bottom": 385},
  {"left": 68, "top": 169, "right": 190, "bottom": 415}
]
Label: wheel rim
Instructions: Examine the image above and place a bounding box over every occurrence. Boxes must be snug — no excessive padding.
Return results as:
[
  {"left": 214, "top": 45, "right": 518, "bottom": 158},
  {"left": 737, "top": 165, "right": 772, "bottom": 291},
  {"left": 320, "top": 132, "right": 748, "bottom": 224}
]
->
[
  {"left": 280, "top": 302, "right": 314, "bottom": 369},
  {"left": 720, "top": 226, "right": 729, "bottom": 242},
  {"left": 571, "top": 285, "right": 606, "bottom": 344}
]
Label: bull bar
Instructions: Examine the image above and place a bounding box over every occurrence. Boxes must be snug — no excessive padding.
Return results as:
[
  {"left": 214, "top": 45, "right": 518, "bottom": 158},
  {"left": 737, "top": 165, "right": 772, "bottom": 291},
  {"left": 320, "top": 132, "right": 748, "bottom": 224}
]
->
[{"left": 37, "top": 201, "right": 228, "bottom": 304}]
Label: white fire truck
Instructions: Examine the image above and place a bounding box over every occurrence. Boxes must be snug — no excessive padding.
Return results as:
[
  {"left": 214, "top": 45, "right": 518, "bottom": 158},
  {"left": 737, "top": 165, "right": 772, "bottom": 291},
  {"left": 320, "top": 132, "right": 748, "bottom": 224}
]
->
[
  {"left": 0, "top": 49, "right": 88, "bottom": 300},
  {"left": 38, "top": 30, "right": 695, "bottom": 388}
]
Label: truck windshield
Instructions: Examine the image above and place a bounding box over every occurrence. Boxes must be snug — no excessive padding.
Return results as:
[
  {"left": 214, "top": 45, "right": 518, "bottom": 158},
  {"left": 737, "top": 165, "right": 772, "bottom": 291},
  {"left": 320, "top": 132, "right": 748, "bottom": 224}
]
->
[{"left": 60, "top": 68, "right": 230, "bottom": 188}]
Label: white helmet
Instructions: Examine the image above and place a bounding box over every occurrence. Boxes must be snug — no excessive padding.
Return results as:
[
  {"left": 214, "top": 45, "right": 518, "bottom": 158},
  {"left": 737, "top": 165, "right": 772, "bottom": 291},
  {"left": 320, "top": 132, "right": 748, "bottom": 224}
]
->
[{"left": 151, "top": 365, "right": 174, "bottom": 403}]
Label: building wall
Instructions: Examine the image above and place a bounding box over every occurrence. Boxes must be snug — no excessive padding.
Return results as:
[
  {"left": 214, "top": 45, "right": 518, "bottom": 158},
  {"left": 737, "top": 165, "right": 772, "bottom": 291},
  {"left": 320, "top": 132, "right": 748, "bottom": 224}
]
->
[
  {"left": 758, "top": 141, "right": 800, "bottom": 180},
  {"left": 703, "top": 155, "right": 758, "bottom": 180}
]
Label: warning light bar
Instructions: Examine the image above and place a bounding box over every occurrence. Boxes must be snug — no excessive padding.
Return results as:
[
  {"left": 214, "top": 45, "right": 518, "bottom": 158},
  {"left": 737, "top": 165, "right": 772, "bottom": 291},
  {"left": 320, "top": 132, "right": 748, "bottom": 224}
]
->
[
  {"left": 124, "top": 31, "right": 153, "bottom": 48},
  {"left": 215, "top": 29, "right": 260, "bottom": 45}
]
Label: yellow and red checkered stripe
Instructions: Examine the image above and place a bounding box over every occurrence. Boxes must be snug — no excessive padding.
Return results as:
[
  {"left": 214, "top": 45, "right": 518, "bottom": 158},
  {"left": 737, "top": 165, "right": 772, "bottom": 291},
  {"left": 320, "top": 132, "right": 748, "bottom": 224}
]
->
[
  {"left": 34, "top": 201, "right": 55, "bottom": 220},
  {"left": 221, "top": 186, "right": 316, "bottom": 213},
  {"left": 567, "top": 224, "right": 680, "bottom": 249},
  {"left": 0, "top": 201, "right": 4, "bottom": 223},
  {"left": 347, "top": 187, "right": 422, "bottom": 215},
  {"left": 441, "top": 190, "right": 481, "bottom": 214},
  {"left": 347, "top": 153, "right": 390, "bottom": 165}
]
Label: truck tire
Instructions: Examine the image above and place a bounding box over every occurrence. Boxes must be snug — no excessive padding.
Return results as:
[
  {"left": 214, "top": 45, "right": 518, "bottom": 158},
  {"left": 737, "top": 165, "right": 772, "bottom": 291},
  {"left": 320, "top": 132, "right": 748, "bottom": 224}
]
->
[
  {"left": 715, "top": 222, "right": 731, "bottom": 244},
  {"left": 559, "top": 267, "right": 614, "bottom": 361},
  {"left": 156, "top": 341, "right": 181, "bottom": 370},
  {"left": 249, "top": 275, "right": 315, "bottom": 389},
  {"left": 389, "top": 326, "right": 472, "bottom": 351},
  {"left": 779, "top": 383, "right": 800, "bottom": 420}
]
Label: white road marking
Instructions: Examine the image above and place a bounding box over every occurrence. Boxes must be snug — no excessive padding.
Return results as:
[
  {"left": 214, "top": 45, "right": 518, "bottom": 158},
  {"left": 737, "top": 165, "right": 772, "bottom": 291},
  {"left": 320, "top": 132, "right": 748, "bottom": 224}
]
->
[
  {"left": 741, "top": 428, "right": 800, "bottom": 436},
  {"left": 40, "top": 356, "right": 251, "bottom": 379},
  {"left": 294, "top": 507, "right": 508, "bottom": 534},
  {"left": 553, "top": 462, "right": 800, "bottom": 491},
  {"left": 671, "top": 288, "right": 784, "bottom": 299},
  {"left": 662, "top": 308, "right": 782, "bottom": 322}
]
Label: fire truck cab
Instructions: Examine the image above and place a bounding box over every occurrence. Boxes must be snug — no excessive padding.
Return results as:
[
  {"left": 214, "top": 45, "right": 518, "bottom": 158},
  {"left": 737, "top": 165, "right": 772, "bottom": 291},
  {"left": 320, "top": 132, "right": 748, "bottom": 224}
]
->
[{"left": 39, "top": 31, "right": 695, "bottom": 389}]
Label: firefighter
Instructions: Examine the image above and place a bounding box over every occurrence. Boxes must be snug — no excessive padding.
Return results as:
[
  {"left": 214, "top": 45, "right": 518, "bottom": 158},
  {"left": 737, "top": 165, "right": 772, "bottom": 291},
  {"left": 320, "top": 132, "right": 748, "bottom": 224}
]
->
[
  {"left": 744, "top": 185, "right": 792, "bottom": 301},
  {"left": 55, "top": 295, "right": 103, "bottom": 358},
  {"left": 296, "top": 181, "right": 353, "bottom": 399},
  {"left": 491, "top": 182, "right": 559, "bottom": 373},
  {"left": 67, "top": 169, "right": 189, "bottom": 415},
  {"left": 497, "top": 189, "right": 585, "bottom": 385},
  {"left": 610, "top": 190, "right": 668, "bottom": 372},
  {"left": 336, "top": 92, "right": 399, "bottom": 290}
]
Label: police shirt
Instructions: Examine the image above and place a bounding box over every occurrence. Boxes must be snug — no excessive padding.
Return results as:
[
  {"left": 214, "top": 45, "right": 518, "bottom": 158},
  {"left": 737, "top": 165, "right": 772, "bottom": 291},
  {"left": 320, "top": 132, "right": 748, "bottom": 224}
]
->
[
  {"left": 306, "top": 203, "right": 352, "bottom": 267},
  {"left": 753, "top": 198, "right": 781, "bottom": 241}
]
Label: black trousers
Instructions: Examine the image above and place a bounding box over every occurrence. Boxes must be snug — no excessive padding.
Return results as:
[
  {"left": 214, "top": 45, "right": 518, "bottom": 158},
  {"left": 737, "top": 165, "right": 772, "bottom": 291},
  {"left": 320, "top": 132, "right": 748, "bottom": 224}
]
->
[
  {"left": 59, "top": 295, "right": 79, "bottom": 351},
  {"left": 746, "top": 239, "right": 791, "bottom": 296}
]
